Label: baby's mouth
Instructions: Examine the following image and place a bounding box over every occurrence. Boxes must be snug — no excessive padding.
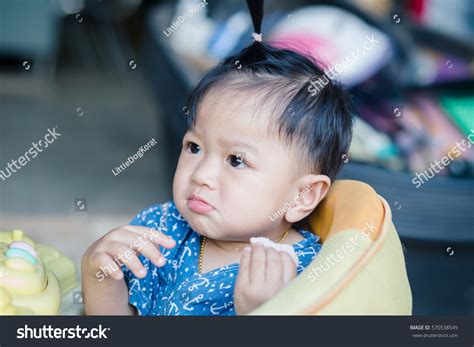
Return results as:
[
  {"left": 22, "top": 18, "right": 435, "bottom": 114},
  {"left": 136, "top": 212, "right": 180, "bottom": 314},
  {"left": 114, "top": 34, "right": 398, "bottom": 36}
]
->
[{"left": 187, "top": 195, "right": 214, "bottom": 214}]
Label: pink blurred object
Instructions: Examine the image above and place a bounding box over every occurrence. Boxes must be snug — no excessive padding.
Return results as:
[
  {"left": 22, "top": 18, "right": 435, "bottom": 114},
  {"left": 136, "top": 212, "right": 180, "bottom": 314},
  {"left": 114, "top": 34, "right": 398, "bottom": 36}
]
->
[{"left": 269, "top": 5, "right": 393, "bottom": 86}]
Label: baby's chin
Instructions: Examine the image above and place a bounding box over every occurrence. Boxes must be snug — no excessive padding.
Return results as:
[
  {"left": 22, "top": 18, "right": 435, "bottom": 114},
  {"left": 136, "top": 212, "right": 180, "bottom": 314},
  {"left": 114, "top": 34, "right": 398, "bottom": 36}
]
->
[
  {"left": 179, "top": 210, "right": 245, "bottom": 241},
  {"left": 177, "top": 205, "right": 217, "bottom": 236}
]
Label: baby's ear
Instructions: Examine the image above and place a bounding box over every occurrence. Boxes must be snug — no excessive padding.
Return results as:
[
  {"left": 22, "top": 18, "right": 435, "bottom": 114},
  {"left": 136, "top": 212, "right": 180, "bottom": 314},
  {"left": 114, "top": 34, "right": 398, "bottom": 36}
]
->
[{"left": 284, "top": 175, "right": 331, "bottom": 224}]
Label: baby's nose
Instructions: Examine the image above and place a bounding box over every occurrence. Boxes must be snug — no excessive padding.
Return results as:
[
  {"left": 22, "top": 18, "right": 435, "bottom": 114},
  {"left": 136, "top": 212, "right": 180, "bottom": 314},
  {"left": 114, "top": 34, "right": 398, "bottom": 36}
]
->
[{"left": 190, "top": 160, "right": 218, "bottom": 190}]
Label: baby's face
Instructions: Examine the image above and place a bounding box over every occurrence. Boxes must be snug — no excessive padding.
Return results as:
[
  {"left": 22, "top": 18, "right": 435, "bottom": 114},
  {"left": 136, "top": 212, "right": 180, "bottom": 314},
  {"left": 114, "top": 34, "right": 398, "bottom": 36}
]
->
[{"left": 173, "top": 93, "right": 302, "bottom": 241}]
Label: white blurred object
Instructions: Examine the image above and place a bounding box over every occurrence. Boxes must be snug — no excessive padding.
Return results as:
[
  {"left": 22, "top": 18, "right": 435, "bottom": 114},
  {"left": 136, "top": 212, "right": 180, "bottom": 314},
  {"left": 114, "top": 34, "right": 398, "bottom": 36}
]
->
[
  {"left": 250, "top": 237, "right": 299, "bottom": 266},
  {"left": 170, "top": 0, "right": 216, "bottom": 57}
]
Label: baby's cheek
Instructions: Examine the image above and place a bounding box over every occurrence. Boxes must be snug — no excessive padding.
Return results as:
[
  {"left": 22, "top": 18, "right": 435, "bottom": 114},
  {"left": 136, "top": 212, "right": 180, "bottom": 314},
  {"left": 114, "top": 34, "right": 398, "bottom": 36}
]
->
[
  {"left": 244, "top": 186, "right": 281, "bottom": 216},
  {"left": 235, "top": 200, "right": 278, "bottom": 228},
  {"left": 172, "top": 173, "right": 187, "bottom": 210}
]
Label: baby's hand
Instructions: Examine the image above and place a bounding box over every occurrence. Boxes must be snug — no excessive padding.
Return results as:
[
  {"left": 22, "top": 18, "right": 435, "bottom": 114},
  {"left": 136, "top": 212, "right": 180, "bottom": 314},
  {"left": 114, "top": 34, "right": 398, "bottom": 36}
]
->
[
  {"left": 82, "top": 225, "right": 176, "bottom": 281},
  {"left": 234, "top": 244, "right": 296, "bottom": 315}
]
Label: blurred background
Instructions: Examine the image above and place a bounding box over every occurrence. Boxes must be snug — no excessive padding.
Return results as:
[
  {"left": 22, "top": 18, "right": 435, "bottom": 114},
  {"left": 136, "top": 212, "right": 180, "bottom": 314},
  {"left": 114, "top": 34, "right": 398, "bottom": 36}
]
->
[{"left": 0, "top": 0, "right": 473, "bottom": 314}]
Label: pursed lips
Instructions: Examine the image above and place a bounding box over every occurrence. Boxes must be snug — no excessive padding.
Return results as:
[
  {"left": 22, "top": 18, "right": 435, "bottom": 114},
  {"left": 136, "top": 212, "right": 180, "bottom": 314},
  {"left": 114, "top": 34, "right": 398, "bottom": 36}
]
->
[{"left": 187, "top": 194, "right": 214, "bottom": 214}]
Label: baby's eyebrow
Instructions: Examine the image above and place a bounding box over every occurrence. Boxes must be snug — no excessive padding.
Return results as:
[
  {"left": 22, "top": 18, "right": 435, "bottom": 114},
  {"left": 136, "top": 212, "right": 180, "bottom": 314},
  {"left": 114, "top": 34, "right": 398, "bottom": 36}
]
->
[{"left": 217, "top": 138, "right": 260, "bottom": 156}]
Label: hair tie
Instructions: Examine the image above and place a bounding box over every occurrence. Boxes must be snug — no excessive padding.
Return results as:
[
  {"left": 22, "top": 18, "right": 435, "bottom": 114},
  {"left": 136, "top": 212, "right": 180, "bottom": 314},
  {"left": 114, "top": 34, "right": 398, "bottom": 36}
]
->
[{"left": 252, "top": 32, "right": 262, "bottom": 42}]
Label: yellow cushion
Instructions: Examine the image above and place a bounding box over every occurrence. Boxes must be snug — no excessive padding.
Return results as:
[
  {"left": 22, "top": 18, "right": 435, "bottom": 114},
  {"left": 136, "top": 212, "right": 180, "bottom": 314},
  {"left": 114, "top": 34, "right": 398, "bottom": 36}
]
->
[{"left": 309, "top": 180, "right": 384, "bottom": 242}]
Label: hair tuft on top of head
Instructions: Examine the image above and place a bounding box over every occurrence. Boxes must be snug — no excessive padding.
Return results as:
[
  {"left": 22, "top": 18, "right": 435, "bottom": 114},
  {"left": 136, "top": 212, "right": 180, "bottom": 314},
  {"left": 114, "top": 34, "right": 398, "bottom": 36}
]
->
[{"left": 246, "top": 0, "right": 264, "bottom": 36}]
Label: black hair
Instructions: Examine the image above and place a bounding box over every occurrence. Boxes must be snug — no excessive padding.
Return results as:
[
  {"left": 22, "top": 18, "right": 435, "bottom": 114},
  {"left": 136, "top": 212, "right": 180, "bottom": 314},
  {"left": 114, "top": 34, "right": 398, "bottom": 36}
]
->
[{"left": 184, "top": 2, "right": 354, "bottom": 181}]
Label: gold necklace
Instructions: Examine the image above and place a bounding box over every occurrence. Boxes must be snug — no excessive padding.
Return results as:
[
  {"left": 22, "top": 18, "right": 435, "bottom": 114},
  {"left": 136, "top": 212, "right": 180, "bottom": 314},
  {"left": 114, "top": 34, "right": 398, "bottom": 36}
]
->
[{"left": 198, "top": 228, "right": 291, "bottom": 274}]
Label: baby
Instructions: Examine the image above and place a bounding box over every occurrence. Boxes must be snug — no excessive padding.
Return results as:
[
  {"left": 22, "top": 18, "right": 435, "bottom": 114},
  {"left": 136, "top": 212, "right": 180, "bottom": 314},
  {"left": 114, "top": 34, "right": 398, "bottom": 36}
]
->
[{"left": 81, "top": 40, "right": 353, "bottom": 315}]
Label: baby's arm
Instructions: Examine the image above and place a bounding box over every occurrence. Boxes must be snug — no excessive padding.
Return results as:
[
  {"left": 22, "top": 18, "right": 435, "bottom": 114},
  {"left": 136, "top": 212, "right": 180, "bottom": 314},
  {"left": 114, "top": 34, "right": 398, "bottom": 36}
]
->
[
  {"left": 234, "top": 243, "right": 297, "bottom": 315},
  {"left": 81, "top": 225, "right": 175, "bottom": 315},
  {"left": 81, "top": 264, "right": 134, "bottom": 315}
]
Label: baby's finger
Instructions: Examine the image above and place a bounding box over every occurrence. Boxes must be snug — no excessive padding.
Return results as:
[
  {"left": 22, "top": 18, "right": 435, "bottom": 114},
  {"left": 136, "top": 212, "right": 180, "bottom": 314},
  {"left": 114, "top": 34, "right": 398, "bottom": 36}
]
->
[
  {"left": 108, "top": 227, "right": 170, "bottom": 268},
  {"left": 106, "top": 242, "right": 147, "bottom": 278},
  {"left": 249, "top": 244, "right": 266, "bottom": 286},
  {"left": 280, "top": 251, "right": 297, "bottom": 283},
  {"left": 237, "top": 247, "right": 251, "bottom": 285},
  {"left": 265, "top": 247, "right": 283, "bottom": 284},
  {"left": 108, "top": 227, "right": 174, "bottom": 257},
  {"left": 144, "top": 228, "right": 176, "bottom": 249},
  {"left": 92, "top": 251, "right": 124, "bottom": 281},
  {"left": 115, "top": 225, "right": 176, "bottom": 249},
  {"left": 132, "top": 240, "right": 167, "bottom": 268}
]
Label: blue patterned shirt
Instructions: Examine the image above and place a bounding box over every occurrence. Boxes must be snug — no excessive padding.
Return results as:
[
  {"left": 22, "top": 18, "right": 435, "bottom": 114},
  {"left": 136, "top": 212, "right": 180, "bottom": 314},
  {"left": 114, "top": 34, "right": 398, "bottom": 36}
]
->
[{"left": 122, "top": 201, "right": 321, "bottom": 316}]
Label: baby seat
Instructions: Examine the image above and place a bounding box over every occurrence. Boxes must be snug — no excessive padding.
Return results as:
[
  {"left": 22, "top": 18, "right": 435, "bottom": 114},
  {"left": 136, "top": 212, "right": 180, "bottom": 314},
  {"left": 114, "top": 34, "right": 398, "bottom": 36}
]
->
[{"left": 250, "top": 180, "right": 412, "bottom": 315}]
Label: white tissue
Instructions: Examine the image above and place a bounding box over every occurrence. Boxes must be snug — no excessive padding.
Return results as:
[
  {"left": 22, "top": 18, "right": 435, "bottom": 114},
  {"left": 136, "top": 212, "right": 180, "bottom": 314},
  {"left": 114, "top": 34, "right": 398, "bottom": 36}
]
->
[{"left": 249, "top": 237, "right": 298, "bottom": 266}]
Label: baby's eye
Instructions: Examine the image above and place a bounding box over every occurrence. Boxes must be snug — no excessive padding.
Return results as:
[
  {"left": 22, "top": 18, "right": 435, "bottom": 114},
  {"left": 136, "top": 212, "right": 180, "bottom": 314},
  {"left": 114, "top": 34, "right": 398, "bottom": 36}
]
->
[
  {"left": 186, "top": 142, "right": 201, "bottom": 154},
  {"left": 227, "top": 154, "right": 247, "bottom": 169}
]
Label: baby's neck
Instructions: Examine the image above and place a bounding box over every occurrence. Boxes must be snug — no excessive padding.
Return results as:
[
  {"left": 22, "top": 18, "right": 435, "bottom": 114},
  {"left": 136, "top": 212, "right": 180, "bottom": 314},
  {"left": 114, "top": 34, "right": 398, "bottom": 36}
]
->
[{"left": 208, "top": 226, "right": 295, "bottom": 253}]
